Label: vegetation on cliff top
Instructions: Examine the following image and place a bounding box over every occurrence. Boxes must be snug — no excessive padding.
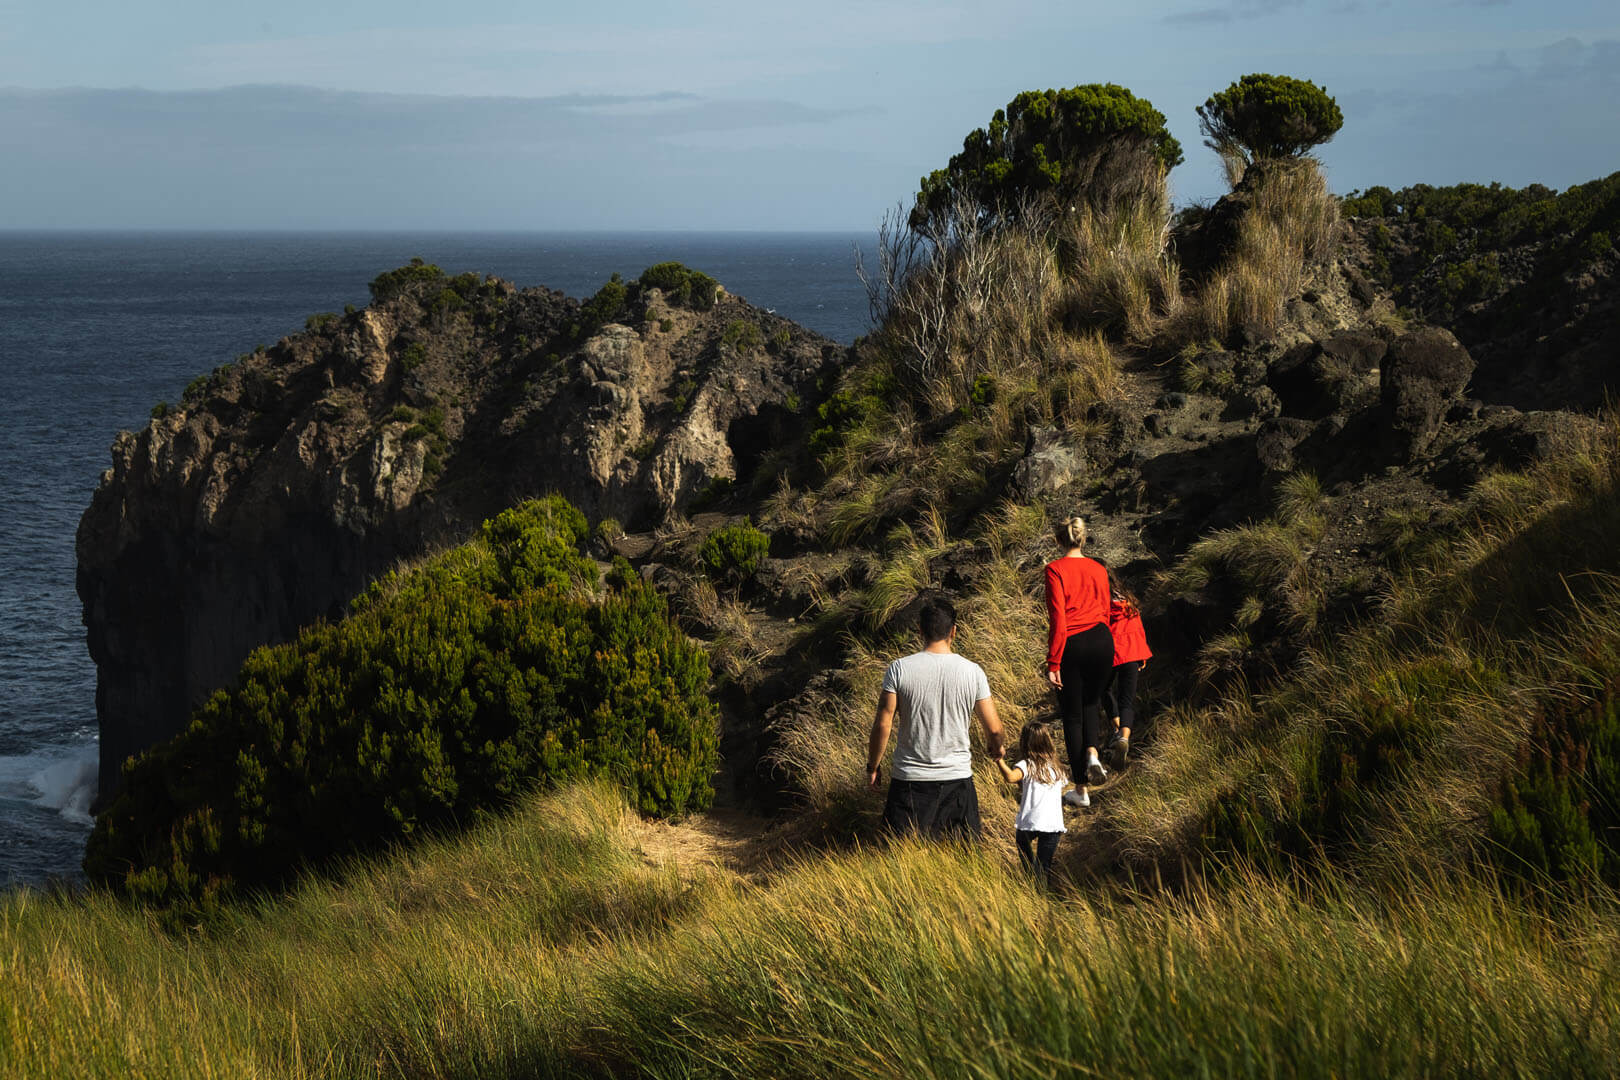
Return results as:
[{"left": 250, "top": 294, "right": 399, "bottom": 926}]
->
[
  {"left": 1197, "top": 73, "right": 1343, "bottom": 175},
  {"left": 1344, "top": 172, "right": 1620, "bottom": 325},
  {"left": 84, "top": 497, "right": 718, "bottom": 914},
  {"left": 911, "top": 84, "right": 1182, "bottom": 234}
]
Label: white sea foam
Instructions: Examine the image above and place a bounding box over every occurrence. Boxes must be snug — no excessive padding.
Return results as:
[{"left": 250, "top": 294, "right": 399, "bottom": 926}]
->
[{"left": 0, "top": 743, "right": 98, "bottom": 825}]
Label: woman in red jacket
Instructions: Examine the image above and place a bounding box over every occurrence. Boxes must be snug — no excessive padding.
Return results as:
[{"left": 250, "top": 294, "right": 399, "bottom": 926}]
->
[
  {"left": 1044, "top": 514, "right": 1113, "bottom": 803},
  {"left": 1103, "top": 565, "right": 1151, "bottom": 771}
]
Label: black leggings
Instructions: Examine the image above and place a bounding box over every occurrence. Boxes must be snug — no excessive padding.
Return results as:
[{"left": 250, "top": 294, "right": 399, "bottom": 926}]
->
[
  {"left": 1016, "top": 830, "right": 1061, "bottom": 884},
  {"left": 1103, "top": 660, "right": 1143, "bottom": 732},
  {"left": 1057, "top": 623, "right": 1114, "bottom": 769}
]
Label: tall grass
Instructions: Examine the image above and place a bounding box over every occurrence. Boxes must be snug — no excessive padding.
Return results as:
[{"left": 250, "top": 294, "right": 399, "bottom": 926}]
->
[
  {"left": 1108, "top": 415, "right": 1620, "bottom": 877},
  {"left": 6, "top": 789, "right": 1618, "bottom": 1078},
  {"left": 1173, "top": 158, "right": 1340, "bottom": 346}
]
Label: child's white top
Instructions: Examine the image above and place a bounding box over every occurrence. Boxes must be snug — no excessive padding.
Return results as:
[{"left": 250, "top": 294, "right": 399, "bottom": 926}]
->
[{"left": 1014, "top": 759, "right": 1067, "bottom": 833}]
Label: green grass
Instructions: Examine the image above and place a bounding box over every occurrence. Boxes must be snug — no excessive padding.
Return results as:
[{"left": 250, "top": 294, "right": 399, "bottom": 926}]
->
[
  {"left": 6, "top": 783, "right": 1618, "bottom": 1078},
  {"left": 1112, "top": 415, "right": 1620, "bottom": 880}
]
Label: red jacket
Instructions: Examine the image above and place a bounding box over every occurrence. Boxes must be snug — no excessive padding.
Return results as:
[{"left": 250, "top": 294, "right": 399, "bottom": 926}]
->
[
  {"left": 1108, "top": 598, "right": 1152, "bottom": 667},
  {"left": 1044, "top": 557, "right": 1109, "bottom": 671}
]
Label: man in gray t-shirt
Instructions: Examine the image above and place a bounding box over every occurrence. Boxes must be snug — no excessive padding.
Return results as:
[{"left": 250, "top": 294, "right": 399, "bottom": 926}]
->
[{"left": 866, "top": 597, "right": 1005, "bottom": 837}]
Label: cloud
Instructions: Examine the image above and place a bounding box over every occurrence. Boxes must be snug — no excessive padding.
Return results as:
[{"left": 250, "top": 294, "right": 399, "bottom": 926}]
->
[
  {"left": 1324, "top": 37, "right": 1620, "bottom": 193},
  {"left": 1163, "top": 0, "right": 1303, "bottom": 24},
  {"left": 170, "top": 5, "right": 1000, "bottom": 97},
  {"left": 0, "top": 84, "right": 874, "bottom": 229}
]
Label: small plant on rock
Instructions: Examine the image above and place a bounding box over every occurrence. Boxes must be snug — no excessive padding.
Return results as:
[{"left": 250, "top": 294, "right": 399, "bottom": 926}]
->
[{"left": 699, "top": 519, "right": 770, "bottom": 586}]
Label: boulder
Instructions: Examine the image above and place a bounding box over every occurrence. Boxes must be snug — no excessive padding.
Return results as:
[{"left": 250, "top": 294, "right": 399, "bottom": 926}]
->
[
  {"left": 1380, "top": 327, "right": 1476, "bottom": 461},
  {"left": 1267, "top": 330, "right": 1386, "bottom": 420},
  {"left": 1012, "top": 425, "right": 1085, "bottom": 501},
  {"left": 1224, "top": 385, "right": 1282, "bottom": 422},
  {"left": 1255, "top": 417, "right": 1317, "bottom": 473}
]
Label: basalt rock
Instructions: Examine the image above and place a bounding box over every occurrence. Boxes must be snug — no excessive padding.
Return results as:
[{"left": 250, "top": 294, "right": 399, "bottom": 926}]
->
[
  {"left": 79, "top": 272, "right": 844, "bottom": 799},
  {"left": 1380, "top": 327, "right": 1476, "bottom": 461}
]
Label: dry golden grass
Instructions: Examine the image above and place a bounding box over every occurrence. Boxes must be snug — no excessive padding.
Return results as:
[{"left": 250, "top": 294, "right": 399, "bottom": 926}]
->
[
  {"left": 1172, "top": 157, "right": 1340, "bottom": 346},
  {"left": 1108, "top": 415, "right": 1620, "bottom": 876},
  {"left": 7, "top": 785, "right": 1618, "bottom": 1079}
]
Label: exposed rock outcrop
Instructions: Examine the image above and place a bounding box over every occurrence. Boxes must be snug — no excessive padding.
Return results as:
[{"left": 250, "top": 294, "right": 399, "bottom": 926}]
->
[{"left": 79, "top": 271, "right": 843, "bottom": 797}]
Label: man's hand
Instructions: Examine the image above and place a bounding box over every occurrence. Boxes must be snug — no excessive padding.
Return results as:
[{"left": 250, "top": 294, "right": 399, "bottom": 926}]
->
[
  {"left": 866, "top": 764, "right": 882, "bottom": 789},
  {"left": 1046, "top": 668, "right": 1063, "bottom": 690}
]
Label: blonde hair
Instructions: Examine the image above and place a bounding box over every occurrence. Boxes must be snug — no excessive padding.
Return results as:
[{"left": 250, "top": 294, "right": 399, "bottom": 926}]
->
[
  {"left": 1018, "top": 723, "right": 1062, "bottom": 785},
  {"left": 1054, "top": 514, "right": 1087, "bottom": 550}
]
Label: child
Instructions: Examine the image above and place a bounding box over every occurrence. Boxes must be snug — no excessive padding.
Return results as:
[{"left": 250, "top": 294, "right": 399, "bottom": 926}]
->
[
  {"left": 993, "top": 722, "right": 1072, "bottom": 885},
  {"left": 1103, "top": 566, "right": 1152, "bottom": 772}
]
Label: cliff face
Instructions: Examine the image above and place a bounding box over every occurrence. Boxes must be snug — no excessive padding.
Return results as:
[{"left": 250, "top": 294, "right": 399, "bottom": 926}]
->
[{"left": 79, "top": 271, "right": 843, "bottom": 797}]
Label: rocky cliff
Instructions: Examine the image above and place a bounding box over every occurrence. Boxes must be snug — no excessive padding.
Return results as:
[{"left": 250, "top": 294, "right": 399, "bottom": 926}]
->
[{"left": 78, "top": 265, "right": 843, "bottom": 797}]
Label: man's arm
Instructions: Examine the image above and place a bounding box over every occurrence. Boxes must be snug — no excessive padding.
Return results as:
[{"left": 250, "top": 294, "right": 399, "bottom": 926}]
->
[
  {"left": 868, "top": 690, "right": 897, "bottom": 788},
  {"left": 975, "top": 696, "right": 1005, "bottom": 760}
]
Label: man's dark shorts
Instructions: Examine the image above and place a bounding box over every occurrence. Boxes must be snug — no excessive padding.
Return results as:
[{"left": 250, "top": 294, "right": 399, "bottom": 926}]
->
[{"left": 882, "top": 777, "right": 982, "bottom": 838}]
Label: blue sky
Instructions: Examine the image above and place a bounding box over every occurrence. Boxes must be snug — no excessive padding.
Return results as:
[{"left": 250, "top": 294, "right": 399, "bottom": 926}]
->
[{"left": 1, "top": 0, "right": 1615, "bottom": 229}]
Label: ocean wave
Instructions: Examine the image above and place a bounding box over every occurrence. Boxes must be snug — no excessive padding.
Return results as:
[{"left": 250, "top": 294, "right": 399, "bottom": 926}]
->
[{"left": 0, "top": 742, "right": 98, "bottom": 825}]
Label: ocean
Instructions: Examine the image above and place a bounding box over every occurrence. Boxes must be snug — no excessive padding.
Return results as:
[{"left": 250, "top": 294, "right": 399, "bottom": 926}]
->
[{"left": 0, "top": 230, "right": 875, "bottom": 889}]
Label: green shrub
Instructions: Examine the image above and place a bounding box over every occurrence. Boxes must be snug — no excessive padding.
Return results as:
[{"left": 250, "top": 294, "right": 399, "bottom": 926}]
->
[
  {"left": 399, "top": 343, "right": 428, "bottom": 372},
  {"left": 149, "top": 401, "right": 172, "bottom": 420},
  {"left": 638, "top": 262, "right": 720, "bottom": 312},
  {"left": 369, "top": 258, "right": 446, "bottom": 303},
  {"left": 303, "top": 312, "right": 340, "bottom": 332},
  {"left": 574, "top": 273, "right": 630, "bottom": 339},
  {"left": 699, "top": 519, "right": 770, "bottom": 584},
  {"left": 83, "top": 496, "right": 718, "bottom": 914},
  {"left": 912, "top": 84, "right": 1182, "bottom": 232},
  {"left": 1197, "top": 74, "right": 1343, "bottom": 164},
  {"left": 1489, "top": 685, "right": 1620, "bottom": 887},
  {"left": 721, "top": 319, "right": 762, "bottom": 352}
]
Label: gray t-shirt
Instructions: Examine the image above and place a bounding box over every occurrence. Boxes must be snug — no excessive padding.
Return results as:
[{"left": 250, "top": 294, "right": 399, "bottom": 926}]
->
[{"left": 882, "top": 650, "right": 993, "bottom": 781}]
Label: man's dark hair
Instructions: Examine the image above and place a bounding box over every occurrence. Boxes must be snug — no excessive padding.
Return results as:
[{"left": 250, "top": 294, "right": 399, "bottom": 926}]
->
[{"left": 918, "top": 597, "right": 957, "bottom": 643}]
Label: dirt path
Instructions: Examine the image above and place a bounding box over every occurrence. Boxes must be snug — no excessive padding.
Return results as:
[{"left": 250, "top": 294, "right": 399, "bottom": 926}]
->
[{"left": 628, "top": 806, "right": 788, "bottom": 883}]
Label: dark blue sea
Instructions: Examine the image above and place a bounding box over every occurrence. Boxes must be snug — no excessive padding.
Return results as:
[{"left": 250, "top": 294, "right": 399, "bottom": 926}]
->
[{"left": 0, "top": 230, "right": 874, "bottom": 889}]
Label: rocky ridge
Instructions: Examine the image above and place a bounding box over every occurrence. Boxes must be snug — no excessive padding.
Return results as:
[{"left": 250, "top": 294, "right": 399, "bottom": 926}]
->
[
  {"left": 78, "top": 268, "right": 843, "bottom": 796},
  {"left": 81, "top": 181, "right": 1618, "bottom": 813}
]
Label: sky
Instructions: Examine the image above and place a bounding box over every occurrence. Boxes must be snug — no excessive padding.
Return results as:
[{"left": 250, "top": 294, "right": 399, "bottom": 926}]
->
[{"left": 0, "top": 0, "right": 1616, "bottom": 230}]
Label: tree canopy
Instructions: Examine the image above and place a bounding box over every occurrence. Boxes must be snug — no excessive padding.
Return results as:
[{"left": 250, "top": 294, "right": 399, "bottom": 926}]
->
[
  {"left": 1197, "top": 74, "right": 1343, "bottom": 165},
  {"left": 911, "top": 84, "right": 1183, "bottom": 234}
]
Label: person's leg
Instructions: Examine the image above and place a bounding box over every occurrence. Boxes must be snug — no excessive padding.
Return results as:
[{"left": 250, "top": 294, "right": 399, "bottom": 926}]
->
[
  {"left": 1075, "top": 624, "right": 1115, "bottom": 784},
  {"left": 927, "top": 777, "right": 982, "bottom": 841},
  {"left": 882, "top": 779, "right": 919, "bottom": 834},
  {"left": 1111, "top": 660, "right": 1141, "bottom": 769},
  {"left": 1016, "top": 829, "right": 1037, "bottom": 874},
  {"left": 1101, "top": 666, "right": 1120, "bottom": 741},
  {"left": 1036, "top": 831, "right": 1061, "bottom": 883},
  {"left": 1058, "top": 634, "right": 1089, "bottom": 803},
  {"left": 1115, "top": 661, "right": 1141, "bottom": 739}
]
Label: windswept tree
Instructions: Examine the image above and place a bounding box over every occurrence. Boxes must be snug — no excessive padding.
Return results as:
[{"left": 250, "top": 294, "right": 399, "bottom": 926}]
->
[
  {"left": 911, "top": 84, "right": 1183, "bottom": 235},
  {"left": 1197, "top": 74, "right": 1343, "bottom": 180}
]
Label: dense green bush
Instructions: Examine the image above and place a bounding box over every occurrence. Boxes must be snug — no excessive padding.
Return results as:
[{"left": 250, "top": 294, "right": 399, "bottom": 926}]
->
[
  {"left": 721, "top": 319, "right": 762, "bottom": 352},
  {"left": 1197, "top": 74, "right": 1343, "bottom": 164},
  {"left": 699, "top": 519, "right": 770, "bottom": 584},
  {"left": 1204, "top": 656, "right": 1502, "bottom": 866},
  {"left": 638, "top": 262, "right": 720, "bottom": 311},
  {"left": 1490, "top": 685, "right": 1620, "bottom": 887},
  {"left": 84, "top": 496, "right": 719, "bottom": 913},
  {"left": 369, "top": 257, "right": 446, "bottom": 302},
  {"left": 911, "top": 84, "right": 1182, "bottom": 233},
  {"left": 1342, "top": 173, "right": 1620, "bottom": 322}
]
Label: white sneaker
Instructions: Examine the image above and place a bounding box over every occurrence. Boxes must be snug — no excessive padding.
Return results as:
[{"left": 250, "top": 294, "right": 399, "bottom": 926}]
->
[
  {"left": 1064, "top": 788, "right": 1091, "bottom": 810},
  {"left": 1086, "top": 757, "right": 1108, "bottom": 786}
]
